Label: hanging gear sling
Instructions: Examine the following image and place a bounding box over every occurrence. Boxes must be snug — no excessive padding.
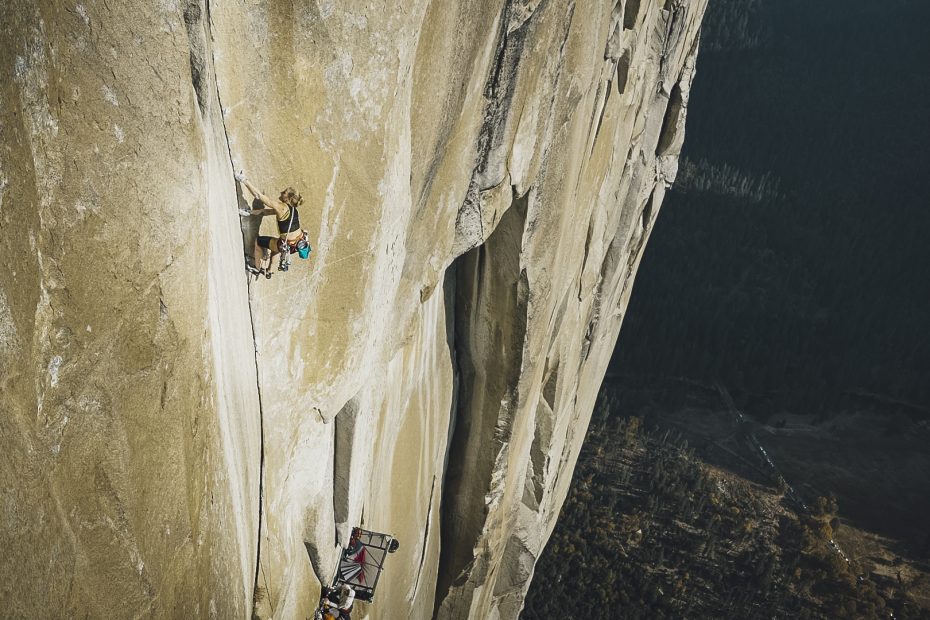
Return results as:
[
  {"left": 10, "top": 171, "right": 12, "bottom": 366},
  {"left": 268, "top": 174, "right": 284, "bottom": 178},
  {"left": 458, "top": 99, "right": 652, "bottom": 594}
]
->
[{"left": 278, "top": 205, "right": 297, "bottom": 272}]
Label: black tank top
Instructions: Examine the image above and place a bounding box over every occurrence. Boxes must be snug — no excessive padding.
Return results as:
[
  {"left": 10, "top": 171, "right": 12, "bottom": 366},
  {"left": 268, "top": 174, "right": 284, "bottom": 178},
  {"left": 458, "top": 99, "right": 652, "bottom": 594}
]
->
[{"left": 277, "top": 205, "right": 301, "bottom": 234}]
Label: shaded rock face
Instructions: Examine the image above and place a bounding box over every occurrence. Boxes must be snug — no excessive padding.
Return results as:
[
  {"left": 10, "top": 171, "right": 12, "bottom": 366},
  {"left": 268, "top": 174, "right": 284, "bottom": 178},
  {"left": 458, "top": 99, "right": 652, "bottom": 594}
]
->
[{"left": 0, "top": 1, "right": 705, "bottom": 618}]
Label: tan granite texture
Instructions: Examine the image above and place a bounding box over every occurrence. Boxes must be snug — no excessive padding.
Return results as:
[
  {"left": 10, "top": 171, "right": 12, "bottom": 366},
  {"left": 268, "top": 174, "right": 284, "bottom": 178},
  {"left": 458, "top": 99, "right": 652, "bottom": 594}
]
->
[{"left": 0, "top": 1, "right": 706, "bottom": 617}]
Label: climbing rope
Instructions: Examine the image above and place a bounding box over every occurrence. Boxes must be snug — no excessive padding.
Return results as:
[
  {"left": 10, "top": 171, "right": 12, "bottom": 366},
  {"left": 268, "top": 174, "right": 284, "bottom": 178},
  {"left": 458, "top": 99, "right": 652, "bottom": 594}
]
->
[
  {"left": 278, "top": 204, "right": 297, "bottom": 273},
  {"left": 324, "top": 246, "right": 375, "bottom": 267}
]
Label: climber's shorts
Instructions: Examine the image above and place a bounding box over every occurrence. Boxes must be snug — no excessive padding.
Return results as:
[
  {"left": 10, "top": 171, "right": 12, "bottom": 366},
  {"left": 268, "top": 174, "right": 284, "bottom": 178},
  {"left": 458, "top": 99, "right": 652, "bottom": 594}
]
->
[{"left": 256, "top": 236, "right": 280, "bottom": 252}]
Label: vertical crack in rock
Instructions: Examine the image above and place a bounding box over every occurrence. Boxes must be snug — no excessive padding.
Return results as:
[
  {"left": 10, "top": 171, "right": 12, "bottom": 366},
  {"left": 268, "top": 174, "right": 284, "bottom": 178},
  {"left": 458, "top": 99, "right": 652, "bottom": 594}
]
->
[
  {"left": 525, "top": 365, "right": 557, "bottom": 510},
  {"left": 589, "top": 78, "right": 613, "bottom": 157},
  {"left": 623, "top": 0, "right": 643, "bottom": 30},
  {"left": 185, "top": 0, "right": 266, "bottom": 612},
  {"left": 452, "top": 0, "right": 538, "bottom": 256},
  {"left": 243, "top": 301, "right": 267, "bottom": 613},
  {"left": 436, "top": 190, "right": 530, "bottom": 616},
  {"left": 657, "top": 1, "right": 688, "bottom": 95},
  {"left": 182, "top": 2, "right": 208, "bottom": 115},
  {"left": 615, "top": 48, "right": 632, "bottom": 94},
  {"left": 333, "top": 396, "right": 361, "bottom": 534},
  {"left": 411, "top": 476, "right": 439, "bottom": 602},
  {"left": 657, "top": 71, "right": 686, "bottom": 157},
  {"left": 205, "top": 3, "right": 268, "bottom": 609}
]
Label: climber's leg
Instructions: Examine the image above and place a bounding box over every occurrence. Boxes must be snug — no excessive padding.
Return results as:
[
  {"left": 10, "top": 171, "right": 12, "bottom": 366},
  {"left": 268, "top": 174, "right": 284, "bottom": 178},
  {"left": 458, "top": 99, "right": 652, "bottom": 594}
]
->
[{"left": 255, "top": 236, "right": 277, "bottom": 271}]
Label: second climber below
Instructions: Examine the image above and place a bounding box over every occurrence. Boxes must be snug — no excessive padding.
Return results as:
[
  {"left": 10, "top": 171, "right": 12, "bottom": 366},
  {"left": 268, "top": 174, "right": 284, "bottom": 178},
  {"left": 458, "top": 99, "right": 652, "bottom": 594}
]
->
[{"left": 236, "top": 170, "right": 311, "bottom": 278}]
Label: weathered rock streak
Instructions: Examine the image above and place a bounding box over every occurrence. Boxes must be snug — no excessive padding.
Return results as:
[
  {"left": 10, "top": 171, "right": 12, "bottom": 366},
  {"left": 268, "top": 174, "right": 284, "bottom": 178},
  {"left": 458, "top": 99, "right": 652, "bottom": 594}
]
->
[{"left": 0, "top": 0, "right": 706, "bottom": 618}]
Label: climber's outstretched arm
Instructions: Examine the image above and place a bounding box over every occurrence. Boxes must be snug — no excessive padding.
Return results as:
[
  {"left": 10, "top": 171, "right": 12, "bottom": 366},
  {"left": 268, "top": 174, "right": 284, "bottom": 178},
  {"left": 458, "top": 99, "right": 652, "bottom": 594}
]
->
[
  {"left": 237, "top": 174, "right": 288, "bottom": 219},
  {"left": 238, "top": 177, "right": 272, "bottom": 207}
]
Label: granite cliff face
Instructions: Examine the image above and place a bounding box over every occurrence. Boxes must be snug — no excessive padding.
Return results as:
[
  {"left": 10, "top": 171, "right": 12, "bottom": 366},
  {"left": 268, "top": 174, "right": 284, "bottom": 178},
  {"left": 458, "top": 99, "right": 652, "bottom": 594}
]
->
[{"left": 0, "top": 1, "right": 706, "bottom": 618}]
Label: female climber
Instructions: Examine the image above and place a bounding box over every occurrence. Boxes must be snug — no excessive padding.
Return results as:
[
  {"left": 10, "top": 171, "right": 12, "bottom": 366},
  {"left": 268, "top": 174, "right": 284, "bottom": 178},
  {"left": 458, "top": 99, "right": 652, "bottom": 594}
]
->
[{"left": 236, "top": 171, "right": 311, "bottom": 278}]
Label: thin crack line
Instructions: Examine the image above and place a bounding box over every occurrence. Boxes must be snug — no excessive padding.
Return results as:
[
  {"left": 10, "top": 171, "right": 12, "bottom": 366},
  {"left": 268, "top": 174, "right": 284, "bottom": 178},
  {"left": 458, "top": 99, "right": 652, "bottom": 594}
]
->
[{"left": 204, "top": 0, "right": 266, "bottom": 611}]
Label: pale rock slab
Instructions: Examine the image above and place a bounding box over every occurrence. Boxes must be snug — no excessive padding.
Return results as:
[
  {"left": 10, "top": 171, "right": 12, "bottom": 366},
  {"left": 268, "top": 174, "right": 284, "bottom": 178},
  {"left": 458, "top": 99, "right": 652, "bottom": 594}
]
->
[{"left": 0, "top": 0, "right": 706, "bottom": 618}]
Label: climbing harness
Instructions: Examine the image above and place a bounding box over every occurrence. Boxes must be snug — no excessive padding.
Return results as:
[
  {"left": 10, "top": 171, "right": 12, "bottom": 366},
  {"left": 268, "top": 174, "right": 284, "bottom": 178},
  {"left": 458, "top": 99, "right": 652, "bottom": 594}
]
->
[{"left": 279, "top": 232, "right": 312, "bottom": 272}]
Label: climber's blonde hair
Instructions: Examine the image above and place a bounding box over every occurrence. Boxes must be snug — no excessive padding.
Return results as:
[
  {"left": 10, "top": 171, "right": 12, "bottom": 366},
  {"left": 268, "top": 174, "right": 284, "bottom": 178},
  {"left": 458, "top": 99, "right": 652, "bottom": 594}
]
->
[{"left": 279, "top": 187, "right": 303, "bottom": 208}]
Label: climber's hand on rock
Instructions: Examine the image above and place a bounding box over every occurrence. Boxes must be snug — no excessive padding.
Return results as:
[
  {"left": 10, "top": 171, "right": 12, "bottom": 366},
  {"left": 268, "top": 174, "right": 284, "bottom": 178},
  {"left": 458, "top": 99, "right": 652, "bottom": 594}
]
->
[{"left": 234, "top": 169, "right": 246, "bottom": 182}]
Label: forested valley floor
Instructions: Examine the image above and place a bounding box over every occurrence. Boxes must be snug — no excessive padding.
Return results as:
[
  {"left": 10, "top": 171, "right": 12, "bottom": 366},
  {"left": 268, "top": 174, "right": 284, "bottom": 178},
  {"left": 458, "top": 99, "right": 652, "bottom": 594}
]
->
[{"left": 523, "top": 381, "right": 930, "bottom": 620}]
